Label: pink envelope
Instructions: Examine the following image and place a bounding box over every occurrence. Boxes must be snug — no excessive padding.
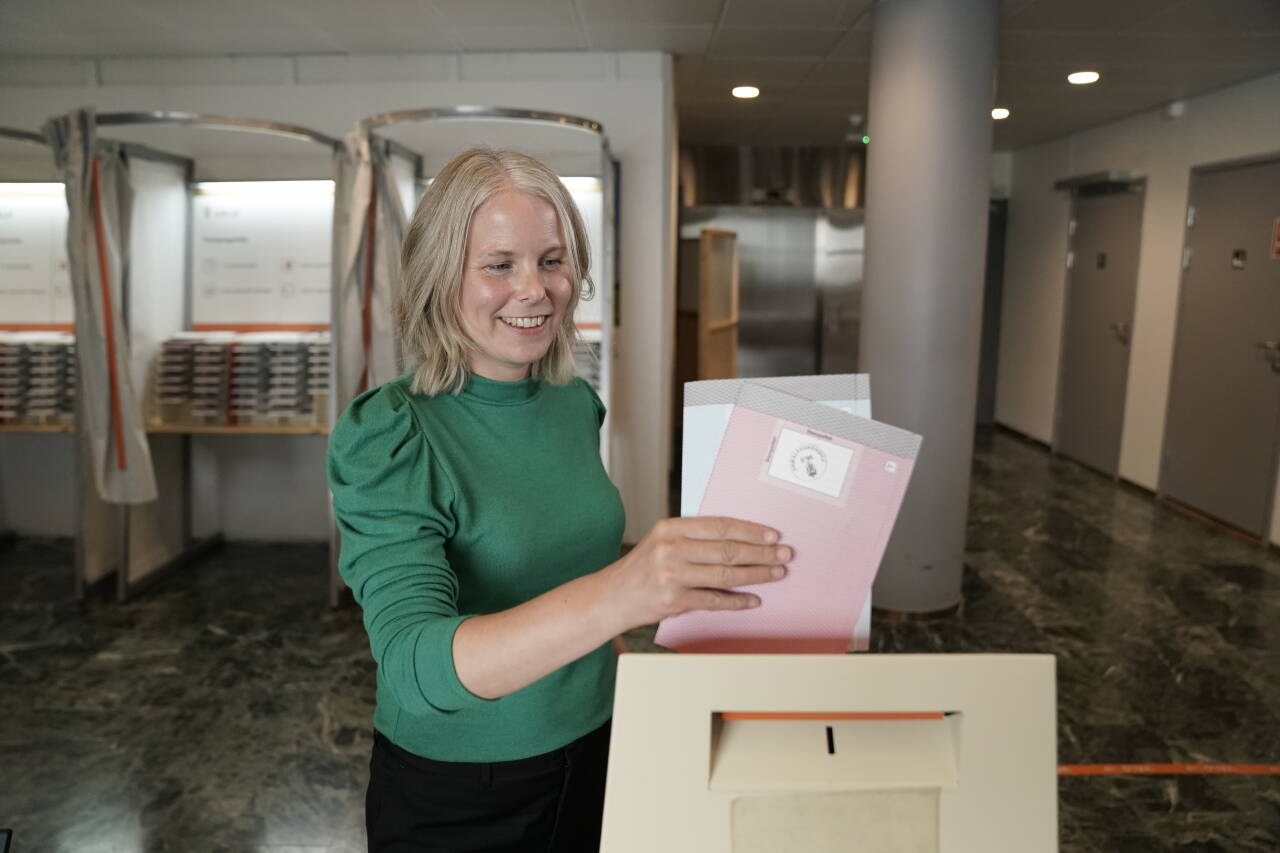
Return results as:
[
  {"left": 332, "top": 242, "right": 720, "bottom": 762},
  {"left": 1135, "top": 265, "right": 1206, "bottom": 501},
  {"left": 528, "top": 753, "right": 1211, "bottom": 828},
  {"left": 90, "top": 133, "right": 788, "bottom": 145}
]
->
[{"left": 655, "top": 384, "right": 921, "bottom": 654}]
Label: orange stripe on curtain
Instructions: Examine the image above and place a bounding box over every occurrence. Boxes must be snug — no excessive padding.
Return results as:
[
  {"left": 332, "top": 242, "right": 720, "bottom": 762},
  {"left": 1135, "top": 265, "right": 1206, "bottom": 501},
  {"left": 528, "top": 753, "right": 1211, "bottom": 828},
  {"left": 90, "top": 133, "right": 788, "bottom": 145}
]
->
[{"left": 90, "top": 157, "right": 127, "bottom": 471}]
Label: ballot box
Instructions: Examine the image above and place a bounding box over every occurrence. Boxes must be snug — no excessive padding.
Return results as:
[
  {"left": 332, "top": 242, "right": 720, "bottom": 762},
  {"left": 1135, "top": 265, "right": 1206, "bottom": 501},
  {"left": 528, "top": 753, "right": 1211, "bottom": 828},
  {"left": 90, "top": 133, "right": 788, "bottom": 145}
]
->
[{"left": 601, "top": 654, "right": 1057, "bottom": 853}]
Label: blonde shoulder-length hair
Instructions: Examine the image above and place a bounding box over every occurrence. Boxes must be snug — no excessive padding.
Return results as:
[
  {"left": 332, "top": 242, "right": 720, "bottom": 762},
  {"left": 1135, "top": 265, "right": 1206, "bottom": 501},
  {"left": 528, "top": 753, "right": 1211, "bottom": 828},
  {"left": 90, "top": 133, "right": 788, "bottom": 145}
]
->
[{"left": 395, "top": 147, "right": 594, "bottom": 396}]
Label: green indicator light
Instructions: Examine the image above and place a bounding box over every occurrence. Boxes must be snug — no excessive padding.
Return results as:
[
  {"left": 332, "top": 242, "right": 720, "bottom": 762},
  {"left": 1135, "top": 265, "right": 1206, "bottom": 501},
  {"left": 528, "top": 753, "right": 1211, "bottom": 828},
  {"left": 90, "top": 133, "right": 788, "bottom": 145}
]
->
[{"left": 861, "top": 135, "right": 870, "bottom": 144}]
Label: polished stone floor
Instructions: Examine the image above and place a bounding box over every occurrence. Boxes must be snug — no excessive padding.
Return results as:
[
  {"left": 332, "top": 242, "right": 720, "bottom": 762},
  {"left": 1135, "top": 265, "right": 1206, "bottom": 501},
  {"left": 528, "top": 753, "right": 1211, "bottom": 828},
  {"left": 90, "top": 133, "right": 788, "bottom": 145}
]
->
[{"left": 2, "top": 429, "right": 1278, "bottom": 851}]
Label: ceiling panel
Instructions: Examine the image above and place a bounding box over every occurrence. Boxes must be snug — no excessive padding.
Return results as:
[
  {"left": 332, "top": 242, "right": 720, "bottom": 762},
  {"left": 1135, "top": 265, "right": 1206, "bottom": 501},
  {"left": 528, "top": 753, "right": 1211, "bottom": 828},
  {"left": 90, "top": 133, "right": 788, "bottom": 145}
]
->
[
  {"left": 996, "top": 59, "right": 1280, "bottom": 97},
  {"left": 127, "top": 0, "right": 345, "bottom": 54},
  {"left": 428, "top": 0, "right": 576, "bottom": 29},
  {"left": 0, "top": 0, "right": 161, "bottom": 36},
  {"left": 1135, "top": 0, "right": 1280, "bottom": 34},
  {"left": 696, "top": 59, "right": 819, "bottom": 84},
  {"left": 804, "top": 60, "right": 870, "bottom": 85},
  {"left": 826, "top": 28, "right": 872, "bottom": 59},
  {"left": 709, "top": 27, "right": 846, "bottom": 58},
  {"left": 720, "top": 0, "right": 850, "bottom": 29},
  {"left": 451, "top": 26, "right": 588, "bottom": 52},
  {"left": 0, "top": 31, "right": 206, "bottom": 56},
  {"left": 272, "top": 0, "right": 461, "bottom": 53},
  {"left": 575, "top": 0, "right": 723, "bottom": 27},
  {"left": 1004, "top": 0, "right": 1181, "bottom": 32},
  {"left": 585, "top": 25, "right": 714, "bottom": 54},
  {"left": 1000, "top": 31, "right": 1280, "bottom": 65}
]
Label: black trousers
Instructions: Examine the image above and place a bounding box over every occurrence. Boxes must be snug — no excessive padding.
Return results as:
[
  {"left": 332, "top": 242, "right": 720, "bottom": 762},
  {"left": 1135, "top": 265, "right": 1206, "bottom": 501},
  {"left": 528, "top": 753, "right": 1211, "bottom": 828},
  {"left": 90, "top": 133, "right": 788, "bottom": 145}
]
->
[{"left": 366, "top": 721, "right": 611, "bottom": 853}]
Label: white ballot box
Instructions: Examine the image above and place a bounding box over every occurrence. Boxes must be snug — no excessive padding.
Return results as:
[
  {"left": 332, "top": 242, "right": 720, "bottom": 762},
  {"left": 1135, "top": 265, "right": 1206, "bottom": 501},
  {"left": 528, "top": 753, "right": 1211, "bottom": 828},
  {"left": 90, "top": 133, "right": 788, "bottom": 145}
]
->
[{"left": 602, "top": 654, "right": 1057, "bottom": 853}]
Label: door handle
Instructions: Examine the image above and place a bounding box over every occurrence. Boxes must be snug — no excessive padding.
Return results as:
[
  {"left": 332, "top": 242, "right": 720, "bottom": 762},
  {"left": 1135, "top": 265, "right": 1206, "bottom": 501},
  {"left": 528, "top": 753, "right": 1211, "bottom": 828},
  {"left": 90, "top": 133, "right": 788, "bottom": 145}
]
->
[
  {"left": 1109, "top": 322, "right": 1131, "bottom": 345},
  {"left": 1260, "top": 341, "right": 1280, "bottom": 374}
]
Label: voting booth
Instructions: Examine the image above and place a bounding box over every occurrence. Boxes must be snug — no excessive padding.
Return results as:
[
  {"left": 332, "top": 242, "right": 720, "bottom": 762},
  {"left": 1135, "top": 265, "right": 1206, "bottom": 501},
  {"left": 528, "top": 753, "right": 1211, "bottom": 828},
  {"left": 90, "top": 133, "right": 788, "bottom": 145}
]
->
[
  {"left": 0, "top": 126, "right": 76, "bottom": 555},
  {"left": 329, "top": 106, "right": 619, "bottom": 604},
  {"left": 602, "top": 654, "right": 1058, "bottom": 853},
  {"left": 1, "top": 122, "right": 195, "bottom": 596},
  {"left": 39, "top": 109, "right": 340, "bottom": 600}
]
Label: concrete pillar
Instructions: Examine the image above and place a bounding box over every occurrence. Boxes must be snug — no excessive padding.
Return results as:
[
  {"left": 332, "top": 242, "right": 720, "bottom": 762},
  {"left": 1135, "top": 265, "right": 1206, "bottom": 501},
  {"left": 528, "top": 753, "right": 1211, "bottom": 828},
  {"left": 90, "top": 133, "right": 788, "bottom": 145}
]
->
[{"left": 861, "top": 0, "right": 999, "bottom": 614}]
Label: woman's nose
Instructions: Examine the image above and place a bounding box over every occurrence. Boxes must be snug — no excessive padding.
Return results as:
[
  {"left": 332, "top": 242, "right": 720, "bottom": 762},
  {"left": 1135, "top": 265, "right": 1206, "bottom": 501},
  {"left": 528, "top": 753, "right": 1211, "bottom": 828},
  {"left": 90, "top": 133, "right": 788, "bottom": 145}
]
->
[{"left": 513, "top": 265, "right": 546, "bottom": 303}]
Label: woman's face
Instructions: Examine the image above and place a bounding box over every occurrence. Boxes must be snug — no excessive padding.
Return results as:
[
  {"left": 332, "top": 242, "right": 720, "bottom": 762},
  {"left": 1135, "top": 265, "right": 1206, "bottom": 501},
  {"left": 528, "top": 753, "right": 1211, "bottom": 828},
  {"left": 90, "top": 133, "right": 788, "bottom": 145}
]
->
[{"left": 459, "top": 188, "right": 573, "bottom": 382}]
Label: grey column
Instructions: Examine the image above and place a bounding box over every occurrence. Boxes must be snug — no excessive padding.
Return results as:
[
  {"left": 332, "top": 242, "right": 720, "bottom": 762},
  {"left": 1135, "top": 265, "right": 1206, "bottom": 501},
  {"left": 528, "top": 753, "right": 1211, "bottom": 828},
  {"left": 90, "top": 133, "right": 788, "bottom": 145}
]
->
[{"left": 861, "top": 0, "right": 999, "bottom": 613}]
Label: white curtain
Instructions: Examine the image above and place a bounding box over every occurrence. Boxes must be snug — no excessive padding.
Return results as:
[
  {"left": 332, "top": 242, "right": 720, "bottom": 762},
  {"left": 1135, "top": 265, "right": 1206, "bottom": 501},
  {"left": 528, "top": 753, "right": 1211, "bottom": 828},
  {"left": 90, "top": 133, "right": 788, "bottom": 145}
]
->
[
  {"left": 331, "top": 128, "right": 409, "bottom": 410},
  {"left": 44, "top": 107, "right": 157, "bottom": 504}
]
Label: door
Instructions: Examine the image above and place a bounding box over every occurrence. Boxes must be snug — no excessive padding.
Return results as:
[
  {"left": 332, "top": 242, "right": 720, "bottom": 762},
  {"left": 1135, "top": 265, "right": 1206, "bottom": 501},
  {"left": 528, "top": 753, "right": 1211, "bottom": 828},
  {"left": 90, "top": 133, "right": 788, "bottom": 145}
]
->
[
  {"left": 1160, "top": 158, "right": 1280, "bottom": 536},
  {"left": 697, "top": 229, "right": 739, "bottom": 380},
  {"left": 1055, "top": 186, "right": 1144, "bottom": 476}
]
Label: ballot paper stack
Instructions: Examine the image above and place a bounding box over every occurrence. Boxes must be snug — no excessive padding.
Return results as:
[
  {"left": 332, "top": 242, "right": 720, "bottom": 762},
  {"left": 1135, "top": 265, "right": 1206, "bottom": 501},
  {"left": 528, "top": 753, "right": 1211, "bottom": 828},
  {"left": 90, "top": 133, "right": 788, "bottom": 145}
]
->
[
  {"left": 0, "top": 336, "right": 24, "bottom": 421},
  {"left": 149, "top": 331, "right": 331, "bottom": 428},
  {"left": 190, "top": 338, "right": 233, "bottom": 421},
  {"left": 61, "top": 341, "right": 77, "bottom": 416},
  {"left": 155, "top": 333, "right": 203, "bottom": 412},
  {"left": 655, "top": 375, "right": 921, "bottom": 655},
  {"left": 305, "top": 333, "right": 330, "bottom": 409},
  {"left": 0, "top": 332, "right": 77, "bottom": 425},
  {"left": 262, "top": 337, "right": 311, "bottom": 419}
]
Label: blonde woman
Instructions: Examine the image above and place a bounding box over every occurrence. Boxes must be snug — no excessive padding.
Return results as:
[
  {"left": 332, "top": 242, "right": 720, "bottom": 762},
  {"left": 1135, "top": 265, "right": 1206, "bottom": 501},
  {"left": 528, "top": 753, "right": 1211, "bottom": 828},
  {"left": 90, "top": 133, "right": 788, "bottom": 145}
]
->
[{"left": 327, "top": 148, "right": 790, "bottom": 852}]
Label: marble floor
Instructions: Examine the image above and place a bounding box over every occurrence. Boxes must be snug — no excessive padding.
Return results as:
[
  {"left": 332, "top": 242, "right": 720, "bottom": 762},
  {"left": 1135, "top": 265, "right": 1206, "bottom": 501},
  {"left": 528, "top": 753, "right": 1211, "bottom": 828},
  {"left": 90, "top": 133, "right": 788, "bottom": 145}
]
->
[{"left": 1, "top": 429, "right": 1278, "bottom": 851}]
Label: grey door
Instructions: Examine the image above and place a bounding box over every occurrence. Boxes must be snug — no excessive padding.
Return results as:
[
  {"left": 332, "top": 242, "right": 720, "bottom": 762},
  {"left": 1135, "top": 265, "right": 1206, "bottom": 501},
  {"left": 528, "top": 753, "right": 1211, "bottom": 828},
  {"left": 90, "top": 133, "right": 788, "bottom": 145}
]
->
[
  {"left": 1160, "top": 158, "right": 1280, "bottom": 537},
  {"left": 1055, "top": 187, "right": 1144, "bottom": 476}
]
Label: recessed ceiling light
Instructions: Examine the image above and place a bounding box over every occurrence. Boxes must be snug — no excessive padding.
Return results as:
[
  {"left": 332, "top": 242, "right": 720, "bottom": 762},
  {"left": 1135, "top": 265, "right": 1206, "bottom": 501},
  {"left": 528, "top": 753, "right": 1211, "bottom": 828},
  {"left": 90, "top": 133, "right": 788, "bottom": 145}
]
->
[
  {"left": 1067, "top": 70, "right": 1100, "bottom": 85},
  {"left": 991, "top": 107, "right": 1010, "bottom": 120},
  {"left": 731, "top": 85, "right": 760, "bottom": 99}
]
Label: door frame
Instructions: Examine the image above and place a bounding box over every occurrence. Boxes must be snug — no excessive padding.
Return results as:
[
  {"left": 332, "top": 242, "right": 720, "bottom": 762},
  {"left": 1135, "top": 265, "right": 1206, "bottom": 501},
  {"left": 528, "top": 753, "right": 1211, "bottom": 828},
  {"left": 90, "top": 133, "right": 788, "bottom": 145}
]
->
[
  {"left": 1156, "top": 151, "right": 1280, "bottom": 539},
  {"left": 1050, "top": 176, "right": 1147, "bottom": 477}
]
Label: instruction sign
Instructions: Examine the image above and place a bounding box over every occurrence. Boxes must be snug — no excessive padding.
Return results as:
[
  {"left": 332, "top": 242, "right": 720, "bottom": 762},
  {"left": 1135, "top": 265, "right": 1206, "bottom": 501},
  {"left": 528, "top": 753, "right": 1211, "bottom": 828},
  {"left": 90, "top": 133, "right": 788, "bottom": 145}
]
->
[
  {"left": 0, "top": 185, "right": 72, "bottom": 325},
  {"left": 191, "top": 181, "right": 333, "bottom": 326}
]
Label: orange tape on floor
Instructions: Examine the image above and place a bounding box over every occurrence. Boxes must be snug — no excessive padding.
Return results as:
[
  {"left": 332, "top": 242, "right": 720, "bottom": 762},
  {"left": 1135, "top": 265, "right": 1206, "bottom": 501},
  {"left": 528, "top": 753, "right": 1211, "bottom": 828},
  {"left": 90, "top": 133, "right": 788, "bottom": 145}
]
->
[{"left": 1059, "top": 763, "right": 1280, "bottom": 776}]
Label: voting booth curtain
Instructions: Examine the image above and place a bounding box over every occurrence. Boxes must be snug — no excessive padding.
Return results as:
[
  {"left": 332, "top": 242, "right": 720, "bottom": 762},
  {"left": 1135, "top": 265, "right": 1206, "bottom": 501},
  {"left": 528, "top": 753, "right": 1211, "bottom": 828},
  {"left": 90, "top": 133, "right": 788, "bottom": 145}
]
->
[
  {"left": 44, "top": 107, "right": 157, "bottom": 504},
  {"left": 332, "top": 129, "right": 408, "bottom": 411}
]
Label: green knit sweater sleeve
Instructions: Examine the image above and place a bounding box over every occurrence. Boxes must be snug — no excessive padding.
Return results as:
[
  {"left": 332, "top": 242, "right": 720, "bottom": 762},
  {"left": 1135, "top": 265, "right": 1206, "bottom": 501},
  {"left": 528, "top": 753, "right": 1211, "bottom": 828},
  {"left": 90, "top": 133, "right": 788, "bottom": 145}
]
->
[{"left": 327, "top": 383, "right": 492, "bottom": 716}]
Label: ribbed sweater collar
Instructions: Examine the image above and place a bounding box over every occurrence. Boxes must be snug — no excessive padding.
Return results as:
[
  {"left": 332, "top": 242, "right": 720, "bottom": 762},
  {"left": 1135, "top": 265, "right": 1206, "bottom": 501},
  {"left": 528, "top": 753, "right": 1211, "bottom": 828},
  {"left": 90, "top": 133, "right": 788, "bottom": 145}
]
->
[{"left": 460, "top": 372, "right": 541, "bottom": 405}]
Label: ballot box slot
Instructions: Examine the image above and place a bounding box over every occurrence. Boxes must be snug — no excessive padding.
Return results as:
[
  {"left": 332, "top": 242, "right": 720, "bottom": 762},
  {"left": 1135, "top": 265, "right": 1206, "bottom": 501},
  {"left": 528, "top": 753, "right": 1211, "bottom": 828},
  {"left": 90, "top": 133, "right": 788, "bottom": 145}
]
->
[{"left": 709, "top": 711, "right": 961, "bottom": 793}]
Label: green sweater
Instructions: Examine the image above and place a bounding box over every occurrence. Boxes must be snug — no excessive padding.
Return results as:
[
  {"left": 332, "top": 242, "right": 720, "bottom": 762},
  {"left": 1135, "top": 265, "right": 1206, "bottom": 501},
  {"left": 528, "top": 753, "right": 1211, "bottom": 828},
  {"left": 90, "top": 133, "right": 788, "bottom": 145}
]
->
[{"left": 327, "top": 372, "right": 625, "bottom": 762}]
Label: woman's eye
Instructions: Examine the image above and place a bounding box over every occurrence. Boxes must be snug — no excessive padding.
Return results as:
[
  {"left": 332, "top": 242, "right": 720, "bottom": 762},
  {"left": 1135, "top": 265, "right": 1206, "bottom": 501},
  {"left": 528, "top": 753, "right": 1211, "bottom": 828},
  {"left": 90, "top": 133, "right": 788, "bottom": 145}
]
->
[
  {"left": 541, "top": 258, "right": 563, "bottom": 268},
  {"left": 487, "top": 262, "right": 512, "bottom": 272}
]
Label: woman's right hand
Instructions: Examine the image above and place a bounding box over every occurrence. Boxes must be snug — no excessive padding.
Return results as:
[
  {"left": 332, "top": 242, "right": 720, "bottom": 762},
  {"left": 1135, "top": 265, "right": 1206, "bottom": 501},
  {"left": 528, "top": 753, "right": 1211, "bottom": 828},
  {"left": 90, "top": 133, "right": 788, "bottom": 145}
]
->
[{"left": 599, "top": 517, "right": 791, "bottom": 632}]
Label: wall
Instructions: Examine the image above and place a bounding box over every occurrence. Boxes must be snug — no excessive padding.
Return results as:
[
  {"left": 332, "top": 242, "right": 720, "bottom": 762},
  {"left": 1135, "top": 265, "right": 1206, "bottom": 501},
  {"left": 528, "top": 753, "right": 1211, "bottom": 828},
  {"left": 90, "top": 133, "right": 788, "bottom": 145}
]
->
[
  {"left": 0, "top": 51, "right": 675, "bottom": 543},
  {"left": 995, "top": 71, "right": 1280, "bottom": 545}
]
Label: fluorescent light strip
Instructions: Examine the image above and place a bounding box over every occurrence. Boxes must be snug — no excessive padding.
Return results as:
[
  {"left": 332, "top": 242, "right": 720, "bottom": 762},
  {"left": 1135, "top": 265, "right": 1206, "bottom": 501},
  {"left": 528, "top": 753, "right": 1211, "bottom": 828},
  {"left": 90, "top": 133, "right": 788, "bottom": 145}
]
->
[
  {"left": 194, "top": 180, "right": 335, "bottom": 197},
  {"left": 0, "top": 182, "right": 64, "bottom": 197}
]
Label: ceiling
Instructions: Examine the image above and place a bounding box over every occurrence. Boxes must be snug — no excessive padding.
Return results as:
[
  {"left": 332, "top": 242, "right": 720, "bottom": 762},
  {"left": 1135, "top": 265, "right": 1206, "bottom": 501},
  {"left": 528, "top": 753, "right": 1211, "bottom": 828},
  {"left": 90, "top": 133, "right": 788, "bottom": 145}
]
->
[{"left": 2, "top": 0, "right": 1278, "bottom": 150}]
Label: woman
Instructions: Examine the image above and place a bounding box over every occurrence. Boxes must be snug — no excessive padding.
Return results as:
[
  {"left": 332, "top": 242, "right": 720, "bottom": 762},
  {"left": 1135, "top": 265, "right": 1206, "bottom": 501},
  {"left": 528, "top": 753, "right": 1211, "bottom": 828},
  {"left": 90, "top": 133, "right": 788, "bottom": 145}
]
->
[{"left": 327, "top": 147, "right": 790, "bottom": 852}]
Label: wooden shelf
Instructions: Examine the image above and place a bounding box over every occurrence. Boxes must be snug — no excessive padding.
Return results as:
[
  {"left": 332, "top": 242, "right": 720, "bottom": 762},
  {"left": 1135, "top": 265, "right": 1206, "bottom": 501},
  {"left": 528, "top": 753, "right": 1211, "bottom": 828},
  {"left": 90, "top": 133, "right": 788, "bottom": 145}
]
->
[
  {"left": 146, "top": 424, "right": 329, "bottom": 436},
  {"left": 0, "top": 423, "right": 74, "bottom": 433}
]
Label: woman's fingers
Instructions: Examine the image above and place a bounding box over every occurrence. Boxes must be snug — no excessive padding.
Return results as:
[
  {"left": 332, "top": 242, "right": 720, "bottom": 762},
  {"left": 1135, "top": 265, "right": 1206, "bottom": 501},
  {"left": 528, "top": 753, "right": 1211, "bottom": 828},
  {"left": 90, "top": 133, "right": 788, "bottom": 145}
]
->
[
  {"left": 684, "top": 563, "right": 786, "bottom": 591},
  {"left": 674, "top": 516, "right": 779, "bottom": 546},
  {"left": 679, "top": 538, "right": 791, "bottom": 568},
  {"left": 685, "top": 588, "right": 762, "bottom": 612}
]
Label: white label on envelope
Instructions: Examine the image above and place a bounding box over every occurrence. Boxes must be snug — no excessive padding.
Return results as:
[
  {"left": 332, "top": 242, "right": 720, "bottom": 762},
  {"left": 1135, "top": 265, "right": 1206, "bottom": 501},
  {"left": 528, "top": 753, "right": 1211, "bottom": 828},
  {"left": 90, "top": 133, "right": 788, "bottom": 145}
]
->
[{"left": 767, "top": 428, "right": 856, "bottom": 498}]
